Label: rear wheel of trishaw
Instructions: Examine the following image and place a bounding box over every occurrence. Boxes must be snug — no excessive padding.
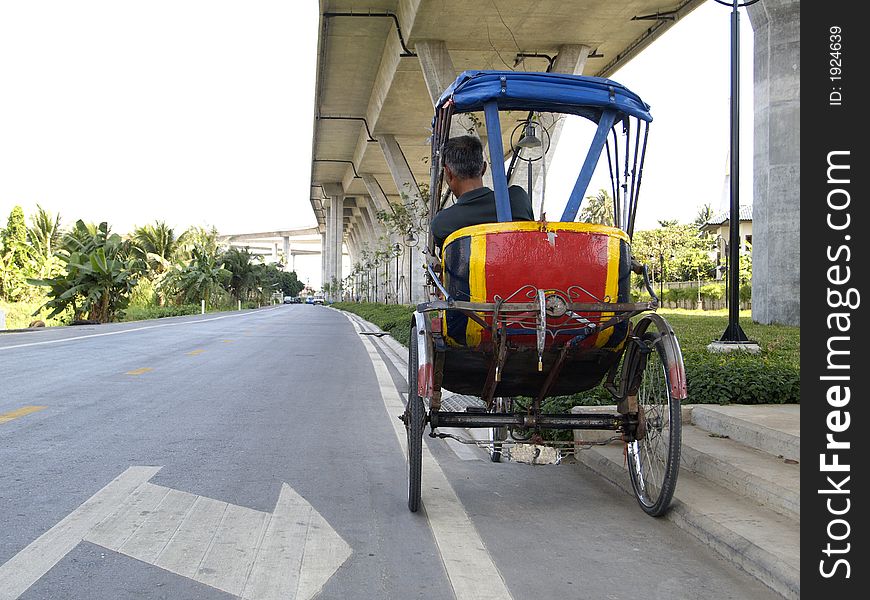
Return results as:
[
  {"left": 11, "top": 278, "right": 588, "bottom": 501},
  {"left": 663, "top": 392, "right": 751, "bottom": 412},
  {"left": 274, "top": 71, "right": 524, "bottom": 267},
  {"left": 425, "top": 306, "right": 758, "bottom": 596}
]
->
[
  {"left": 405, "top": 326, "right": 425, "bottom": 512},
  {"left": 624, "top": 316, "right": 683, "bottom": 517}
]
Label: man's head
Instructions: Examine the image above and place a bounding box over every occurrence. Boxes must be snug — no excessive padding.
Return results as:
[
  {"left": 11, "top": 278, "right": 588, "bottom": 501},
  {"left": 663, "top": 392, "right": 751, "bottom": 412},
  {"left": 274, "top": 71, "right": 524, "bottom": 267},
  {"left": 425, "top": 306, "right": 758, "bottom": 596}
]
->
[{"left": 442, "top": 135, "right": 487, "bottom": 196}]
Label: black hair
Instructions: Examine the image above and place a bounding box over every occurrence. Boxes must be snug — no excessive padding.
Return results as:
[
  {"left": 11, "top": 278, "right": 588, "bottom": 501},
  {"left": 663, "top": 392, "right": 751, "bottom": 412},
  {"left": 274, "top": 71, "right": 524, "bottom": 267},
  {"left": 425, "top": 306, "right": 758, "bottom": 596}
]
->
[{"left": 442, "top": 135, "right": 485, "bottom": 179}]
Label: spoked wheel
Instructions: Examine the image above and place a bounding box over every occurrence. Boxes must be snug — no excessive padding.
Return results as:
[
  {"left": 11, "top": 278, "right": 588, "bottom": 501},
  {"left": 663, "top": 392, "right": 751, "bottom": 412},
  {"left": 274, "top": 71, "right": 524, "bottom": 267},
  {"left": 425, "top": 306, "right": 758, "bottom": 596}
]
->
[
  {"left": 625, "top": 318, "right": 683, "bottom": 517},
  {"left": 405, "top": 326, "right": 425, "bottom": 512},
  {"left": 489, "top": 397, "right": 512, "bottom": 462}
]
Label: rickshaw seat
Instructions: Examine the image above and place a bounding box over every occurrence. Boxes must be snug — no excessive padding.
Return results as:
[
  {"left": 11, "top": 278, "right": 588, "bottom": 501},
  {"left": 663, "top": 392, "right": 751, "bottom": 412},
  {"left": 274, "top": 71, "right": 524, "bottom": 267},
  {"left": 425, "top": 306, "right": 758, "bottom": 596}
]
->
[{"left": 440, "top": 221, "right": 632, "bottom": 351}]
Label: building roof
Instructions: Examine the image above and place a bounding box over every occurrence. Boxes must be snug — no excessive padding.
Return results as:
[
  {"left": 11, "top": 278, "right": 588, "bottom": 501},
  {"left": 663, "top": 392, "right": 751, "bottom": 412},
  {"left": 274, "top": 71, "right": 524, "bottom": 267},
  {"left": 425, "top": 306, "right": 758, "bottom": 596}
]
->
[{"left": 704, "top": 204, "right": 753, "bottom": 227}]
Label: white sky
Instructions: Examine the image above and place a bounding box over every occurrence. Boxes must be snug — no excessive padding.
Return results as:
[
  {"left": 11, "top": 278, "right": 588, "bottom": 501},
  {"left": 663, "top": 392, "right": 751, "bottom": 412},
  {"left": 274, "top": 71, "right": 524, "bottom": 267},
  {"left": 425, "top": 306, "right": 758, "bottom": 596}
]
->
[{"left": 1, "top": 0, "right": 753, "bottom": 286}]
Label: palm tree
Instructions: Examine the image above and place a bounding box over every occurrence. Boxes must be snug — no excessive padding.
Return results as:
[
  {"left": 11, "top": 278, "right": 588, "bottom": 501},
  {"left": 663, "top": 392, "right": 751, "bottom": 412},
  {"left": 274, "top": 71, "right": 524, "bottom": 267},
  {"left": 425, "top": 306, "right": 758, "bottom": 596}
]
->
[
  {"left": 163, "top": 246, "right": 230, "bottom": 308},
  {"left": 579, "top": 189, "right": 614, "bottom": 226},
  {"left": 693, "top": 203, "right": 715, "bottom": 229},
  {"left": 27, "top": 204, "right": 63, "bottom": 262},
  {"left": 131, "top": 221, "right": 179, "bottom": 275},
  {"left": 222, "top": 247, "right": 259, "bottom": 302}
]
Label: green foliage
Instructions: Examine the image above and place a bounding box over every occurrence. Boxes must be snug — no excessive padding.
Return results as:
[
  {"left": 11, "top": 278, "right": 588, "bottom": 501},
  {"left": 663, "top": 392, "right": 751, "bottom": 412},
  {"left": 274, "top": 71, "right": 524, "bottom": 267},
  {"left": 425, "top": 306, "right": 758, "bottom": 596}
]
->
[
  {"left": 1, "top": 206, "right": 36, "bottom": 302},
  {"left": 331, "top": 302, "right": 415, "bottom": 346},
  {"left": 632, "top": 223, "right": 717, "bottom": 283},
  {"left": 579, "top": 189, "right": 614, "bottom": 226},
  {"left": 122, "top": 304, "right": 201, "bottom": 321},
  {"left": 160, "top": 246, "right": 230, "bottom": 308},
  {"left": 29, "top": 220, "right": 143, "bottom": 323},
  {"left": 129, "top": 277, "right": 158, "bottom": 308},
  {"left": 0, "top": 298, "right": 71, "bottom": 328},
  {"left": 693, "top": 203, "right": 715, "bottom": 229},
  {"left": 130, "top": 221, "right": 180, "bottom": 275}
]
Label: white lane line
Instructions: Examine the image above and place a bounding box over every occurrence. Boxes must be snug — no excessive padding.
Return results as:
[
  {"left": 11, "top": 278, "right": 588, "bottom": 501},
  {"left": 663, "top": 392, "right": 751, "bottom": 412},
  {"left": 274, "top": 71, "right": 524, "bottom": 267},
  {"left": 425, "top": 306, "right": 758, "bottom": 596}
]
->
[
  {"left": 0, "top": 466, "right": 161, "bottom": 600},
  {"left": 347, "top": 314, "right": 514, "bottom": 600},
  {"left": 0, "top": 307, "right": 282, "bottom": 352}
]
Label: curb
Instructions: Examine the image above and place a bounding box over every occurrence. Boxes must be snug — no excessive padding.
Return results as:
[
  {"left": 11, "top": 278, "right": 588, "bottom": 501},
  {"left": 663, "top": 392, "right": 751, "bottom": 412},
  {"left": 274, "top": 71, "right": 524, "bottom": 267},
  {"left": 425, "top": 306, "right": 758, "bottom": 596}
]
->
[{"left": 575, "top": 445, "right": 799, "bottom": 600}]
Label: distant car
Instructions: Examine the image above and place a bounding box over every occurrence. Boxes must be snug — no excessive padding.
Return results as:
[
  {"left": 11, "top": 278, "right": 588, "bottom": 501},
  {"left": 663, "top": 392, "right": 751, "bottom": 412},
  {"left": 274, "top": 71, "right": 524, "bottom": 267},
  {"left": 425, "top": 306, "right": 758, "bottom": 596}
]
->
[
  {"left": 305, "top": 297, "right": 315, "bottom": 304},
  {"left": 312, "top": 296, "right": 325, "bottom": 305},
  {"left": 283, "top": 296, "right": 294, "bottom": 304}
]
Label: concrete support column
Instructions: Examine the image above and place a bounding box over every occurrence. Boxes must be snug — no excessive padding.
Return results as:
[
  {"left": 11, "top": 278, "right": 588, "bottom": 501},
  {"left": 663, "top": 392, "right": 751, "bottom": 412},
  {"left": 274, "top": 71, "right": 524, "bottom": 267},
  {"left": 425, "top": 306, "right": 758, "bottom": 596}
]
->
[
  {"left": 747, "top": 0, "right": 799, "bottom": 325},
  {"left": 530, "top": 45, "right": 591, "bottom": 216},
  {"left": 379, "top": 134, "right": 427, "bottom": 303},
  {"left": 416, "top": 39, "right": 493, "bottom": 187},
  {"left": 282, "top": 236, "right": 290, "bottom": 270},
  {"left": 322, "top": 185, "right": 345, "bottom": 301},
  {"left": 319, "top": 231, "right": 327, "bottom": 293}
]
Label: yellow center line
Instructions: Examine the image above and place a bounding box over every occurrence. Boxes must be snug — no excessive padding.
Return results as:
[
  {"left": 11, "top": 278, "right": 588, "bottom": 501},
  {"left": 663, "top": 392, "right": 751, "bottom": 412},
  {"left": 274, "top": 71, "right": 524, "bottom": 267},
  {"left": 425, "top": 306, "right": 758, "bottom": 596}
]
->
[
  {"left": 0, "top": 406, "right": 47, "bottom": 424},
  {"left": 125, "top": 367, "right": 153, "bottom": 376},
  {"left": 221, "top": 340, "right": 234, "bottom": 343},
  {"left": 187, "top": 349, "right": 206, "bottom": 355}
]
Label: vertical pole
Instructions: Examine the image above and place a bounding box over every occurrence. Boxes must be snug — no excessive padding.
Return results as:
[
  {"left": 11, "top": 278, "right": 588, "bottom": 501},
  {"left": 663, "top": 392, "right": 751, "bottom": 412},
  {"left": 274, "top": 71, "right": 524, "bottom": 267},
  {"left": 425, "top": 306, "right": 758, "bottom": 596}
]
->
[
  {"left": 721, "top": 0, "right": 749, "bottom": 341},
  {"left": 201, "top": 299, "right": 205, "bottom": 315}
]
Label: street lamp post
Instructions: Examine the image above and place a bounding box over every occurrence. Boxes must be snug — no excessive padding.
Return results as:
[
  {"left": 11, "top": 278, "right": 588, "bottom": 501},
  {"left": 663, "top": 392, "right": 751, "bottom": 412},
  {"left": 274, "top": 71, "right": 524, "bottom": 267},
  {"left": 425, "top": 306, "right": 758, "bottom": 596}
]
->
[
  {"left": 394, "top": 243, "right": 401, "bottom": 304},
  {"left": 403, "top": 230, "right": 418, "bottom": 305},
  {"left": 659, "top": 252, "right": 665, "bottom": 301},
  {"left": 714, "top": 0, "right": 757, "bottom": 342}
]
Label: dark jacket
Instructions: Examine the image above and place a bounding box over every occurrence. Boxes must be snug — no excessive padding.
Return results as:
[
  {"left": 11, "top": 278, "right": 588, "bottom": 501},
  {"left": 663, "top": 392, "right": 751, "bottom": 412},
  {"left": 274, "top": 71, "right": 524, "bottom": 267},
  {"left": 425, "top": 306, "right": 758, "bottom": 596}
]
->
[{"left": 431, "top": 185, "right": 534, "bottom": 249}]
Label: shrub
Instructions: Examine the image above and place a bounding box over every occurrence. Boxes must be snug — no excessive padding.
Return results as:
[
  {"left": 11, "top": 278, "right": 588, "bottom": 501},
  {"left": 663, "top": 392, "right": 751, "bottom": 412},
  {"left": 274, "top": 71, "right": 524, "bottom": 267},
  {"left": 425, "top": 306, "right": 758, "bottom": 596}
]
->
[
  {"left": 122, "top": 304, "right": 200, "bottom": 321},
  {"left": 331, "top": 302, "right": 415, "bottom": 347}
]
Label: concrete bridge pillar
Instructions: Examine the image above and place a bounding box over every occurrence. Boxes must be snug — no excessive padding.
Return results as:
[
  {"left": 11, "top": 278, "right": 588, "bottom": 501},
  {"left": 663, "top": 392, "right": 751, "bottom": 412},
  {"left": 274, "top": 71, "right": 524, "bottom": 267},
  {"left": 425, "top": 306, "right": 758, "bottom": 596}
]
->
[
  {"left": 282, "top": 236, "right": 290, "bottom": 270},
  {"left": 416, "top": 39, "right": 493, "bottom": 188},
  {"left": 322, "top": 186, "right": 345, "bottom": 301},
  {"left": 747, "top": 0, "right": 800, "bottom": 325},
  {"left": 530, "top": 44, "right": 591, "bottom": 216},
  {"left": 378, "top": 134, "right": 427, "bottom": 304}
]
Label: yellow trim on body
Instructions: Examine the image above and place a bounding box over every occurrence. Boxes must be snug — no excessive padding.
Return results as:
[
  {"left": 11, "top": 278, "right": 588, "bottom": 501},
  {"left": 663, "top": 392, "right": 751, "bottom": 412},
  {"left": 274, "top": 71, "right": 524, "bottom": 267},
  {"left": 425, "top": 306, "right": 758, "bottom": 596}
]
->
[
  {"left": 465, "top": 233, "right": 488, "bottom": 346},
  {"left": 594, "top": 235, "right": 622, "bottom": 348},
  {"left": 442, "top": 220, "right": 630, "bottom": 249}
]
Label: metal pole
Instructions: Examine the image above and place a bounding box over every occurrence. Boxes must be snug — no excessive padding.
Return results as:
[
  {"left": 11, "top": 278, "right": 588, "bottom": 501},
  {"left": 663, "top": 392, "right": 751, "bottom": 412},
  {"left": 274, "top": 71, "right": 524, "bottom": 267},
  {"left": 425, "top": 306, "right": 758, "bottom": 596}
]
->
[
  {"left": 718, "top": 0, "right": 751, "bottom": 342},
  {"left": 659, "top": 252, "right": 664, "bottom": 301}
]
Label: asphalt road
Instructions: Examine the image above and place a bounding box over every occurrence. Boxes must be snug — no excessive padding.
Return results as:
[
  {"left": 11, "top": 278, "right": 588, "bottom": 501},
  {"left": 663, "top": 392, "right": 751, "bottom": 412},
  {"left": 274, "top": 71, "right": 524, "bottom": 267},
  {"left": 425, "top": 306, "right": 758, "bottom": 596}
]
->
[{"left": 0, "top": 305, "right": 780, "bottom": 599}]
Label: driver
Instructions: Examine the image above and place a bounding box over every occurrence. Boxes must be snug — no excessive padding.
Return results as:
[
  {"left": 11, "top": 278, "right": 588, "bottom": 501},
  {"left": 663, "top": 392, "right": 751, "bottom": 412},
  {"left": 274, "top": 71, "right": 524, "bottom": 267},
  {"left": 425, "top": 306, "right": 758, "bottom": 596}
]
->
[{"left": 430, "top": 135, "right": 534, "bottom": 250}]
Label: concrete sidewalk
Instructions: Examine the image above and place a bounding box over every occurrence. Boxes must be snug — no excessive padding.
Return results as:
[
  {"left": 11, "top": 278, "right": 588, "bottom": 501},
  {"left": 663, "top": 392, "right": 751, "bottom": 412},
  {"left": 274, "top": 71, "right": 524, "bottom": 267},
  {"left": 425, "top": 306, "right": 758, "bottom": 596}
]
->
[{"left": 574, "top": 404, "right": 800, "bottom": 600}]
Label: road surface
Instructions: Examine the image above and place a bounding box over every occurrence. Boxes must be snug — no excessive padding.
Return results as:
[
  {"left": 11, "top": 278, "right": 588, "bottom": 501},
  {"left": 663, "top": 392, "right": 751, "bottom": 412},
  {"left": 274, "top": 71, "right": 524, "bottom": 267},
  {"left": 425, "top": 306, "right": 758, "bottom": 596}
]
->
[{"left": 0, "top": 305, "right": 779, "bottom": 599}]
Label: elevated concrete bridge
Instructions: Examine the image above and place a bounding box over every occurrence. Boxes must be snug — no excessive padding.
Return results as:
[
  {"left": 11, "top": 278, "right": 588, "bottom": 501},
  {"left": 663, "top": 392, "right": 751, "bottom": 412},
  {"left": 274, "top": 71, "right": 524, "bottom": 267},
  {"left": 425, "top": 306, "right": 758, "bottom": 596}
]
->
[
  {"left": 308, "top": 0, "right": 799, "bottom": 324},
  {"left": 218, "top": 227, "right": 326, "bottom": 272}
]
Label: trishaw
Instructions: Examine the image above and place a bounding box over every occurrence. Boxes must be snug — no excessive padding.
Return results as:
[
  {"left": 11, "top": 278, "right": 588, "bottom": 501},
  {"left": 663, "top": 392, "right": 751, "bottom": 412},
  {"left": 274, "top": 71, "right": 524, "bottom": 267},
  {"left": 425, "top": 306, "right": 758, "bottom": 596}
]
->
[{"left": 404, "top": 70, "right": 686, "bottom": 517}]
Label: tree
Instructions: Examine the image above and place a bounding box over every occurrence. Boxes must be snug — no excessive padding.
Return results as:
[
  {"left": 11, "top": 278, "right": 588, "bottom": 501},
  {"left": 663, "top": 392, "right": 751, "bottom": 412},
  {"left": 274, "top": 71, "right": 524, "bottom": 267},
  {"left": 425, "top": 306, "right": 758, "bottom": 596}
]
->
[
  {"left": 131, "top": 221, "right": 180, "bottom": 275},
  {"left": 161, "top": 245, "right": 230, "bottom": 308},
  {"left": 30, "top": 220, "right": 143, "bottom": 322},
  {"left": 1, "top": 206, "right": 35, "bottom": 301},
  {"left": 27, "top": 205, "right": 63, "bottom": 264},
  {"left": 221, "top": 247, "right": 259, "bottom": 301},
  {"left": 693, "top": 203, "right": 715, "bottom": 229},
  {"left": 631, "top": 223, "right": 716, "bottom": 284},
  {"left": 579, "top": 189, "right": 614, "bottom": 226}
]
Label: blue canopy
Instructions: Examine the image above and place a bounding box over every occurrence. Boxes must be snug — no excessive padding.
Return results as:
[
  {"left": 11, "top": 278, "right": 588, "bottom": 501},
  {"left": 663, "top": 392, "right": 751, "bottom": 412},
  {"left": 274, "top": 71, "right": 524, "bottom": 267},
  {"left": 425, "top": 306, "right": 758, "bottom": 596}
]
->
[{"left": 435, "top": 70, "right": 652, "bottom": 123}]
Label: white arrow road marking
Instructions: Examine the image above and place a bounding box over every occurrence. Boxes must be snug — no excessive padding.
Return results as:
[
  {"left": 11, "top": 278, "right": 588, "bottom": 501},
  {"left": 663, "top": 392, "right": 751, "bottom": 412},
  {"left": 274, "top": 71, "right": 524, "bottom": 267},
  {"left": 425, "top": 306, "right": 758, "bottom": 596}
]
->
[
  {"left": 0, "top": 466, "right": 161, "bottom": 600},
  {"left": 0, "top": 467, "right": 351, "bottom": 600},
  {"left": 346, "top": 313, "right": 514, "bottom": 600}
]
